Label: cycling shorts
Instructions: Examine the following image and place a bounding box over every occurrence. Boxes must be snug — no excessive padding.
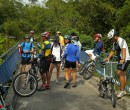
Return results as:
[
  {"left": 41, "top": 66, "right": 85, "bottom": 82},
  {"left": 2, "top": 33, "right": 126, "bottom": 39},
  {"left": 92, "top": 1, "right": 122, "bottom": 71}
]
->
[
  {"left": 39, "top": 57, "right": 50, "bottom": 74},
  {"left": 65, "top": 60, "right": 76, "bottom": 69},
  {"left": 21, "top": 57, "right": 31, "bottom": 65},
  {"left": 117, "top": 60, "right": 130, "bottom": 71}
]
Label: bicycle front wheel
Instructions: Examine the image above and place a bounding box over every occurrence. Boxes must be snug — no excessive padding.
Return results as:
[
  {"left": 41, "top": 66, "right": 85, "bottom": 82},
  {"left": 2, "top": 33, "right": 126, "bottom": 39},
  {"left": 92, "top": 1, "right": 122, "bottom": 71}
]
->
[
  {"left": 82, "top": 64, "right": 95, "bottom": 80},
  {"left": 111, "top": 83, "right": 116, "bottom": 108},
  {"left": 79, "top": 62, "right": 88, "bottom": 75},
  {"left": 13, "top": 72, "right": 38, "bottom": 97}
]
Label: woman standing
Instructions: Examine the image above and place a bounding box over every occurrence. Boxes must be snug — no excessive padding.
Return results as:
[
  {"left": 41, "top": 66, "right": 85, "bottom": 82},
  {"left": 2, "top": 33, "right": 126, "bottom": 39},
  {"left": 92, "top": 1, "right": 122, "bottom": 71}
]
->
[{"left": 49, "top": 36, "right": 62, "bottom": 84}]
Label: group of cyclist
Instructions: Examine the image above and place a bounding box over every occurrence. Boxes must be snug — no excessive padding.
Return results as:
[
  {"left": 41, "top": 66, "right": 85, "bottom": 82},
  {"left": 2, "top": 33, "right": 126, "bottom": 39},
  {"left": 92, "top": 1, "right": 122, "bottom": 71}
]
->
[{"left": 18, "top": 29, "right": 130, "bottom": 98}]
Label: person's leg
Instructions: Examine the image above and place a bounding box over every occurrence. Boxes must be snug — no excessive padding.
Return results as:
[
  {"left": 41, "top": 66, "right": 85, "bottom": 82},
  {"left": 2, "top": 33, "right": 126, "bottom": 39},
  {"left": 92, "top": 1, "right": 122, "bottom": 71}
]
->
[
  {"left": 71, "top": 69, "right": 76, "bottom": 84},
  {"left": 21, "top": 64, "right": 26, "bottom": 73},
  {"left": 48, "top": 63, "right": 54, "bottom": 84},
  {"left": 56, "top": 63, "right": 61, "bottom": 79},
  {"left": 65, "top": 68, "right": 70, "bottom": 81},
  {"left": 120, "top": 71, "right": 126, "bottom": 91}
]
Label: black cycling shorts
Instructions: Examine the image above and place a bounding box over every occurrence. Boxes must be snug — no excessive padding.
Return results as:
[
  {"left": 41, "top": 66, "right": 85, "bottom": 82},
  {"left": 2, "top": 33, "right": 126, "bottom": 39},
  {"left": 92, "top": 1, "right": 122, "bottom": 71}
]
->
[
  {"left": 117, "top": 60, "right": 130, "bottom": 71},
  {"left": 21, "top": 57, "right": 31, "bottom": 65},
  {"left": 39, "top": 57, "right": 50, "bottom": 74},
  {"left": 65, "top": 60, "right": 76, "bottom": 69}
]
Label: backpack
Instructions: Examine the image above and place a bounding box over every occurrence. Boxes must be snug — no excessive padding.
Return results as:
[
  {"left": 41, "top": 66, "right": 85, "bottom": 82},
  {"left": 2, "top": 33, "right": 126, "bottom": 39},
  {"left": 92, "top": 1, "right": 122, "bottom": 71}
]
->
[{"left": 21, "top": 42, "right": 32, "bottom": 54}]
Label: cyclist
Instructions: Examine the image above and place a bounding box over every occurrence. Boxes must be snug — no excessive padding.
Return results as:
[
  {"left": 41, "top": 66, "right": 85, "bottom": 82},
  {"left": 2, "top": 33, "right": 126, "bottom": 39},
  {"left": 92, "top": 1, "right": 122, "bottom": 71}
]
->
[
  {"left": 62, "top": 38, "right": 80, "bottom": 88},
  {"left": 104, "top": 29, "right": 130, "bottom": 98},
  {"left": 37, "top": 32, "right": 51, "bottom": 91},
  {"left": 71, "top": 32, "right": 82, "bottom": 51},
  {"left": 85, "top": 33, "right": 103, "bottom": 60},
  {"left": 30, "top": 30, "right": 35, "bottom": 43},
  {"left": 49, "top": 36, "right": 62, "bottom": 84},
  {"left": 18, "top": 35, "right": 34, "bottom": 73},
  {"left": 56, "top": 31, "right": 64, "bottom": 48}
]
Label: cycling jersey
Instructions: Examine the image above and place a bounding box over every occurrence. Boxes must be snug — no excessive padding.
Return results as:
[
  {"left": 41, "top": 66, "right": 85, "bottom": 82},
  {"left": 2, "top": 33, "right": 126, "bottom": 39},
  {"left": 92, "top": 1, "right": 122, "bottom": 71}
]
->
[
  {"left": 93, "top": 41, "right": 103, "bottom": 55},
  {"left": 20, "top": 42, "right": 34, "bottom": 58},
  {"left": 112, "top": 37, "right": 130, "bottom": 60},
  {"left": 59, "top": 35, "right": 64, "bottom": 47},
  {"left": 63, "top": 43, "right": 80, "bottom": 63},
  {"left": 40, "top": 40, "right": 51, "bottom": 57}
]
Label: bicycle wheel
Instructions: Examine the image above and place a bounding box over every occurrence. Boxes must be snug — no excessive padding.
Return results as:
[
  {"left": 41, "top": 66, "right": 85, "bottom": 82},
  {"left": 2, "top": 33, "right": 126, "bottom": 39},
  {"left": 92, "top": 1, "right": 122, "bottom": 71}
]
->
[
  {"left": 34, "top": 66, "right": 41, "bottom": 82},
  {"left": 13, "top": 72, "right": 38, "bottom": 97},
  {"left": 98, "top": 80, "right": 105, "bottom": 98},
  {"left": 111, "top": 83, "right": 116, "bottom": 108},
  {"left": 79, "top": 61, "right": 88, "bottom": 75},
  {"left": 82, "top": 64, "right": 95, "bottom": 80}
]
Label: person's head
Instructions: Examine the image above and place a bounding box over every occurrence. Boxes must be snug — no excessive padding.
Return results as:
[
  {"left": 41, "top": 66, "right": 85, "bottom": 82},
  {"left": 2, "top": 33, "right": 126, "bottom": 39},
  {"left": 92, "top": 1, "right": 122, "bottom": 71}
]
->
[
  {"left": 94, "top": 33, "right": 102, "bottom": 41},
  {"left": 30, "top": 30, "right": 34, "bottom": 36},
  {"left": 64, "top": 35, "right": 71, "bottom": 44},
  {"left": 53, "top": 36, "right": 60, "bottom": 46},
  {"left": 107, "top": 29, "right": 118, "bottom": 42},
  {"left": 25, "top": 34, "right": 30, "bottom": 42},
  {"left": 56, "top": 31, "right": 61, "bottom": 36},
  {"left": 41, "top": 32, "right": 50, "bottom": 41}
]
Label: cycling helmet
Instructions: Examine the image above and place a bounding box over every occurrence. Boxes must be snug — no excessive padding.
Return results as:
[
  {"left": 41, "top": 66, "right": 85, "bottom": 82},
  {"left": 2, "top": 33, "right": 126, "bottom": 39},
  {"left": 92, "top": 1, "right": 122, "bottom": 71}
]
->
[
  {"left": 95, "top": 33, "right": 102, "bottom": 38},
  {"left": 64, "top": 35, "right": 71, "bottom": 40},
  {"left": 107, "top": 29, "right": 116, "bottom": 39},
  {"left": 41, "top": 32, "right": 50, "bottom": 38},
  {"left": 25, "top": 34, "right": 30, "bottom": 39},
  {"left": 30, "top": 30, "right": 34, "bottom": 34}
]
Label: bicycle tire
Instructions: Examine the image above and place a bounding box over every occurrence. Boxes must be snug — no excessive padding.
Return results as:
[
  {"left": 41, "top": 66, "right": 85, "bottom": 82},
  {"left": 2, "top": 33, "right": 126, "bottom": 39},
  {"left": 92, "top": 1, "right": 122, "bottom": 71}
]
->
[
  {"left": 111, "top": 83, "right": 116, "bottom": 108},
  {"left": 13, "top": 72, "right": 38, "bottom": 97},
  {"left": 34, "top": 66, "right": 41, "bottom": 82},
  {"left": 82, "top": 64, "right": 95, "bottom": 80},
  {"left": 98, "top": 80, "right": 105, "bottom": 98},
  {"left": 79, "top": 61, "right": 88, "bottom": 75}
]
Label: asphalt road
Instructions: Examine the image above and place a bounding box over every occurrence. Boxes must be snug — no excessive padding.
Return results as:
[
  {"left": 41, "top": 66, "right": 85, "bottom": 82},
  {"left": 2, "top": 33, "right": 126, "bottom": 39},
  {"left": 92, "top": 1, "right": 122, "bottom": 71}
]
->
[{"left": 15, "top": 69, "right": 122, "bottom": 110}]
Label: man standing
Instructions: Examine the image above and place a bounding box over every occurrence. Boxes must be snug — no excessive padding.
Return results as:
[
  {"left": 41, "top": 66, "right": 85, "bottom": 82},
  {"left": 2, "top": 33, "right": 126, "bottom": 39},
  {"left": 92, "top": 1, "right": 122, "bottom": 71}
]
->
[
  {"left": 18, "top": 35, "right": 34, "bottom": 73},
  {"left": 37, "top": 32, "right": 51, "bottom": 91},
  {"left": 29, "top": 30, "right": 35, "bottom": 43},
  {"left": 105, "top": 29, "right": 130, "bottom": 98}
]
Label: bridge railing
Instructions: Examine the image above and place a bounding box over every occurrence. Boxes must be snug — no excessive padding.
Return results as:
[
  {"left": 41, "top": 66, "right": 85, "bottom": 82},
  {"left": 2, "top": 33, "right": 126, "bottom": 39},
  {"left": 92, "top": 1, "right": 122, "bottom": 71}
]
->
[
  {"left": 0, "top": 42, "right": 20, "bottom": 83},
  {"left": 80, "top": 48, "right": 130, "bottom": 93}
]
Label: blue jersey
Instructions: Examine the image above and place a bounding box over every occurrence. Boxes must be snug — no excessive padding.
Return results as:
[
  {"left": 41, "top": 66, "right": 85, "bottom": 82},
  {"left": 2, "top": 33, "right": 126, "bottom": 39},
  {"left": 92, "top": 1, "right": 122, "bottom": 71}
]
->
[
  {"left": 93, "top": 41, "right": 103, "bottom": 55},
  {"left": 20, "top": 42, "right": 34, "bottom": 58},
  {"left": 63, "top": 43, "right": 80, "bottom": 63}
]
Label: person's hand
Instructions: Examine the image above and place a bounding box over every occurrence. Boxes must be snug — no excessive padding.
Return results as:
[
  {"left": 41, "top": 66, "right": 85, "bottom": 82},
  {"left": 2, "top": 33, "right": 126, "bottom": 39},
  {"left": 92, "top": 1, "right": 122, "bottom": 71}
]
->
[
  {"left": 103, "top": 58, "right": 109, "bottom": 62},
  {"left": 120, "top": 59, "right": 125, "bottom": 64}
]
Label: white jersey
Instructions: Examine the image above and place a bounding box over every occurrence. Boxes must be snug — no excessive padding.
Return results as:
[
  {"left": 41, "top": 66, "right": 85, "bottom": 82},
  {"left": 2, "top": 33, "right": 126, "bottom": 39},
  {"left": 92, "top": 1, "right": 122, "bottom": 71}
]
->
[
  {"left": 112, "top": 37, "right": 130, "bottom": 60},
  {"left": 52, "top": 44, "right": 62, "bottom": 61}
]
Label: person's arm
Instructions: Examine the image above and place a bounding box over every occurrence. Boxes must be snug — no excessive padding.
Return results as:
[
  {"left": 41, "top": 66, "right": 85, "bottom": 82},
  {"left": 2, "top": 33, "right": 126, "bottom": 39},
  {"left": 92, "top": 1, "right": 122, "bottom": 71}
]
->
[
  {"left": 30, "top": 44, "right": 34, "bottom": 54},
  {"left": 120, "top": 48, "right": 126, "bottom": 64}
]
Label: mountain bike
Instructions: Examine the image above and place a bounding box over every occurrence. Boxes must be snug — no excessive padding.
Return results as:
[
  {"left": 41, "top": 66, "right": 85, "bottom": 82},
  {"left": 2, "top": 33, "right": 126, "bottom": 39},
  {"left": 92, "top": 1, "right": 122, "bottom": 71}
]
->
[
  {"left": 98, "top": 61, "right": 117, "bottom": 108},
  {"left": 13, "top": 60, "right": 38, "bottom": 97},
  {"left": 0, "top": 83, "right": 13, "bottom": 110}
]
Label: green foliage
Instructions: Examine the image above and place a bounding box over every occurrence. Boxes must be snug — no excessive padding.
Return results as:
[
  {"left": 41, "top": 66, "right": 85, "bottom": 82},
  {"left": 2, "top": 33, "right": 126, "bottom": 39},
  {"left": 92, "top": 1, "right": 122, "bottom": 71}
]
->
[{"left": 0, "top": 0, "right": 129, "bottom": 54}]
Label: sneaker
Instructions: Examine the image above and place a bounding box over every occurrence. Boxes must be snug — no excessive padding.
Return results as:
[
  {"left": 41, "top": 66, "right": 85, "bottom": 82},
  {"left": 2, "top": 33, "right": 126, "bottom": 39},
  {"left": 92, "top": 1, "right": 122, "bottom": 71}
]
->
[
  {"left": 64, "top": 82, "right": 70, "bottom": 88},
  {"left": 56, "top": 79, "right": 59, "bottom": 84},
  {"left": 37, "top": 85, "right": 46, "bottom": 91},
  {"left": 45, "top": 84, "right": 50, "bottom": 89},
  {"left": 117, "top": 90, "right": 126, "bottom": 98},
  {"left": 72, "top": 83, "right": 77, "bottom": 88}
]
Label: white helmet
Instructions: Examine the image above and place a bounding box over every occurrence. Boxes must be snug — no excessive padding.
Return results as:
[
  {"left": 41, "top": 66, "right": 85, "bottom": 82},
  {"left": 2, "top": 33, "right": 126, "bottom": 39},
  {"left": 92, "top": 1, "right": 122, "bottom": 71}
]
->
[{"left": 107, "top": 29, "right": 116, "bottom": 39}]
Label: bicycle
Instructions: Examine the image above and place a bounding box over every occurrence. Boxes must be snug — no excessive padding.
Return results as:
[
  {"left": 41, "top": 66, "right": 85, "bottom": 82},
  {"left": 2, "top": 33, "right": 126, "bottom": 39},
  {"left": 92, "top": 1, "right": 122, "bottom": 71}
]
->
[
  {"left": 81, "top": 56, "right": 99, "bottom": 80},
  {"left": 12, "top": 60, "right": 38, "bottom": 97},
  {"left": 0, "top": 83, "right": 13, "bottom": 110},
  {"left": 98, "top": 61, "right": 117, "bottom": 108}
]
